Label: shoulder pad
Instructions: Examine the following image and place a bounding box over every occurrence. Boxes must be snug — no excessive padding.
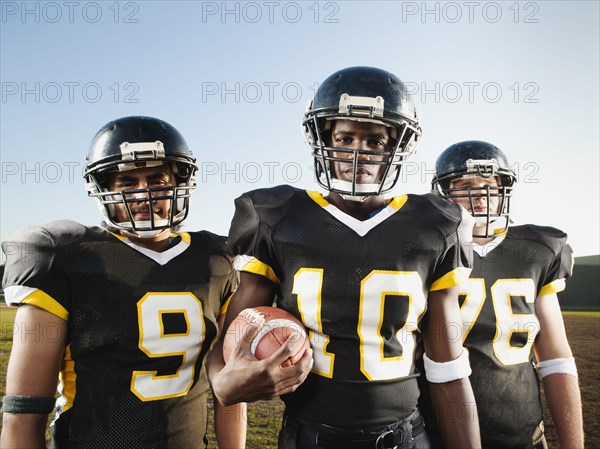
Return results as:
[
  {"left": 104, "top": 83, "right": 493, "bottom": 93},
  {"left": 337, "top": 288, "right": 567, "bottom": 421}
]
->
[
  {"left": 2, "top": 220, "right": 87, "bottom": 257},
  {"left": 405, "top": 193, "right": 464, "bottom": 233},
  {"left": 508, "top": 224, "right": 568, "bottom": 256},
  {"left": 1, "top": 220, "right": 86, "bottom": 291},
  {"left": 238, "top": 185, "right": 303, "bottom": 227},
  {"left": 241, "top": 185, "right": 300, "bottom": 206},
  {"left": 187, "top": 230, "right": 228, "bottom": 254}
]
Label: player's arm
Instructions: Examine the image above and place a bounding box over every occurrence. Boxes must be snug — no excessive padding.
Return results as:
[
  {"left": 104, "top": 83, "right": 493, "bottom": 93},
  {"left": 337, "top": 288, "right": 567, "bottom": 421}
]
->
[
  {"left": 534, "top": 293, "right": 584, "bottom": 449},
  {"left": 213, "top": 400, "right": 247, "bottom": 449},
  {"left": 422, "top": 287, "right": 481, "bottom": 449},
  {"left": 1, "top": 304, "right": 67, "bottom": 449},
  {"left": 212, "top": 298, "right": 247, "bottom": 448},
  {"left": 207, "top": 271, "right": 313, "bottom": 406}
]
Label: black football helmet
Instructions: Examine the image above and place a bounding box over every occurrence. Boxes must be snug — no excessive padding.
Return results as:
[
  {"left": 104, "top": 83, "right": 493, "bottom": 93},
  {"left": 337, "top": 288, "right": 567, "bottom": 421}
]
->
[
  {"left": 432, "top": 140, "right": 517, "bottom": 237},
  {"left": 84, "top": 116, "right": 197, "bottom": 237},
  {"left": 303, "top": 66, "right": 421, "bottom": 200}
]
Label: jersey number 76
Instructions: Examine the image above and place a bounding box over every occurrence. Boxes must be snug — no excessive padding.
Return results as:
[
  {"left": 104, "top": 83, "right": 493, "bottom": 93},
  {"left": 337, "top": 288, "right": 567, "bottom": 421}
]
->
[{"left": 460, "top": 278, "right": 539, "bottom": 366}]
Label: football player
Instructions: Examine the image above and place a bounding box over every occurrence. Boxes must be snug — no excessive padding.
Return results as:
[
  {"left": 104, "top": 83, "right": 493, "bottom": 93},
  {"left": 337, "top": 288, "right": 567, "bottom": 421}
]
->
[
  {"left": 429, "top": 140, "right": 584, "bottom": 448},
  {"left": 0, "top": 116, "right": 243, "bottom": 449},
  {"left": 207, "top": 66, "right": 481, "bottom": 449}
]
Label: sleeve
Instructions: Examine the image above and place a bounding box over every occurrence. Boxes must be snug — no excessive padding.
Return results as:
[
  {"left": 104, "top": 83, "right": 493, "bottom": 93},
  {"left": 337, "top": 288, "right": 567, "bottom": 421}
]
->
[
  {"left": 430, "top": 206, "right": 474, "bottom": 292},
  {"left": 227, "top": 193, "right": 281, "bottom": 284},
  {"left": 539, "top": 242, "right": 573, "bottom": 296},
  {"left": 218, "top": 256, "right": 239, "bottom": 317},
  {"left": 1, "top": 225, "right": 69, "bottom": 319},
  {"left": 227, "top": 194, "right": 261, "bottom": 258}
]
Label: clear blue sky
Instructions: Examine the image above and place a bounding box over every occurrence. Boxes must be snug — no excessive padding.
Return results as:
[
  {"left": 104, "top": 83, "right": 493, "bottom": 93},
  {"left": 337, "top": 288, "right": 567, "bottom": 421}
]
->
[{"left": 1, "top": 1, "right": 598, "bottom": 257}]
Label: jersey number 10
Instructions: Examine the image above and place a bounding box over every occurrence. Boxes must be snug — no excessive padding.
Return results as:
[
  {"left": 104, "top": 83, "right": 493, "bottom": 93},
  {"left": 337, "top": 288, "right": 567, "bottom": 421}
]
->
[{"left": 293, "top": 269, "right": 427, "bottom": 381}]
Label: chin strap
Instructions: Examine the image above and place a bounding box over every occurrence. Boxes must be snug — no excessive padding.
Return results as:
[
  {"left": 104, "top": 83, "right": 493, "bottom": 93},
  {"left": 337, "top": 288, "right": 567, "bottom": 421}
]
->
[
  {"left": 107, "top": 219, "right": 171, "bottom": 239},
  {"left": 120, "top": 228, "right": 169, "bottom": 240},
  {"left": 473, "top": 215, "right": 509, "bottom": 237},
  {"left": 339, "top": 193, "right": 369, "bottom": 202}
]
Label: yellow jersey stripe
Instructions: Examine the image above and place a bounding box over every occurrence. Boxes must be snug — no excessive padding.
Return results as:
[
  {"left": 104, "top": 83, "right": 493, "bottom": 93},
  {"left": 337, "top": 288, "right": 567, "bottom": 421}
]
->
[
  {"left": 241, "top": 258, "right": 281, "bottom": 284},
  {"left": 387, "top": 195, "right": 409, "bottom": 211},
  {"left": 539, "top": 278, "right": 566, "bottom": 296},
  {"left": 173, "top": 232, "right": 191, "bottom": 244},
  {"left": 307, "top": 190, "right": 329, "bottom": 207},
  {"left": 22, "top": 290, "right": 69, "bottom": 320},
  {"left": 430, "top": 267, "right": 472, "bottom": 292},
  {"left": 59, "top": 345, "right": 76, "bottom": 413},
  {"left": 219, "top": 292, "right": 235, "bottom": 316}
]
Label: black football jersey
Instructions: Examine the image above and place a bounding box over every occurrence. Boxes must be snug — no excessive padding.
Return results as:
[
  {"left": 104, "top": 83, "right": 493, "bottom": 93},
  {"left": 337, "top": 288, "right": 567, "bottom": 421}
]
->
[
  {"left": 459, "top": 225, "right": 573, "bottom": 448},
  {"left": 227, "top": 185, "right": 472, "bottom": 427},
  {"left": 2, "top": 220, "right": 237, "bottom": 449}
]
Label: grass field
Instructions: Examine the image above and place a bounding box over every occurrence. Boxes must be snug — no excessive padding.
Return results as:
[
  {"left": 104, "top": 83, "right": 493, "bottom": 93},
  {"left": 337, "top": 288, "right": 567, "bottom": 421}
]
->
[{"left": 1, "top": 305, "right": 598, "bottom": 448}]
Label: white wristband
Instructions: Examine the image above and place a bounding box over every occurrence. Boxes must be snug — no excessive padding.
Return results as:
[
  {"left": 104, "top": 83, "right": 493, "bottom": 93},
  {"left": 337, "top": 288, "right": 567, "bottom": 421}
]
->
[
  {"left": 423, "top": 349, "right": 471, "bottom": 383},
  {"left": 536, "top": 357, "right": 578, "bottom": 378}
]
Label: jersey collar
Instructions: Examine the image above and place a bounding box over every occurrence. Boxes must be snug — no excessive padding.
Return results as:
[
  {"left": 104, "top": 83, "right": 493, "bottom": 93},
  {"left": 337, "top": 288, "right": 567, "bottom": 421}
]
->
[
  {"left": 473, "top": 233, "right": 507, "bottom": 257},
  {"left": 110, "top": 232, "right": 191, "bottom": 265},
  {"left": 306, "top": 190, "right": 408, "bottom": 237}
]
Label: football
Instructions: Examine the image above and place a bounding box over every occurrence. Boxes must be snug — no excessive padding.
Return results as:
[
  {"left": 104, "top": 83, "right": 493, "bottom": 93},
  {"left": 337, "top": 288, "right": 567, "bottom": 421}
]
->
[{"left": 223, "top": 306, "right": 310, "bottom": 367}]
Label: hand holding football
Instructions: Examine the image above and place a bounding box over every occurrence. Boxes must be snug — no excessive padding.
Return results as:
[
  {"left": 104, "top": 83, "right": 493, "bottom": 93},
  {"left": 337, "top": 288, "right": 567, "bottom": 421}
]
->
[{"left": 223, "top": 306, "right": 310, "bottom": 367}]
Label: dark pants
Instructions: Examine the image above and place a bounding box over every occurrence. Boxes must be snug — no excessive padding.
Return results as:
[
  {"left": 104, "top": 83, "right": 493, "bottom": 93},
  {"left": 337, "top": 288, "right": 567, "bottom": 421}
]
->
[
  {"left": 426, "top": 419, "right": 547, "bottom": 449},
  {"left": 278, "top": 409, "right": 431, "bottom": 449}
]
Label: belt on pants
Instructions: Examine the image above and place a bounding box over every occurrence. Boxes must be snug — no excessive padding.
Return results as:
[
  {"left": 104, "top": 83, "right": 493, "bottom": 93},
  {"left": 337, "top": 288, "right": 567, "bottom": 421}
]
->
[{"left": 287, "top": 410, "right": 426, "bottom": 449}]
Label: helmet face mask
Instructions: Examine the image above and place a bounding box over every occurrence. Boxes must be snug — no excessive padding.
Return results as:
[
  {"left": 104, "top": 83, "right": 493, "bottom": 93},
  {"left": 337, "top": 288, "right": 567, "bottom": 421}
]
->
[
  {"left": 444, "top": 176, "right": 510, "bottom": 237},
  {"left": 84, "top": 116, "right": 197, "bottom": 238},
  {"left": 432, "top": 141, "right": 517, "bottom": 238},
  {"left": 303, "top": 67, "right": 421, "bottom": 201}
]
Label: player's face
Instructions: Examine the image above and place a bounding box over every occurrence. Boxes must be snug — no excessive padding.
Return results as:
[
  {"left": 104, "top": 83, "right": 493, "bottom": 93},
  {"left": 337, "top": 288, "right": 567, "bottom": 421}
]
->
[
  {"left": 450, "top": 175, "right": 501, "bottom": 215},
  {"left": 328, "top": 120, "right": 391, "bottom": 184},
  {"left": 107, "top": 165, "right": 176, "bottom": 225}
]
